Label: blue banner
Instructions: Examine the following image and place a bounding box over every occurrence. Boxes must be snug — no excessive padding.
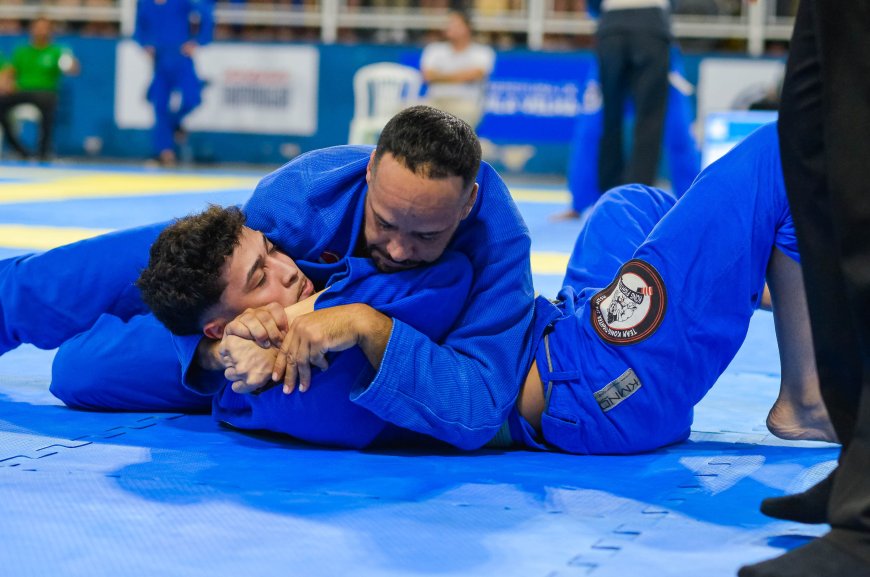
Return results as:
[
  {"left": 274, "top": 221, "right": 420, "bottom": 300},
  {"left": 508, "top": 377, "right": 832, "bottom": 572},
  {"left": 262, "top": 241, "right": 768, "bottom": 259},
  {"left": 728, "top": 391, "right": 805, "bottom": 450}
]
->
[{"left": 477, "top": 52, "right": 595, "bottom": 143}]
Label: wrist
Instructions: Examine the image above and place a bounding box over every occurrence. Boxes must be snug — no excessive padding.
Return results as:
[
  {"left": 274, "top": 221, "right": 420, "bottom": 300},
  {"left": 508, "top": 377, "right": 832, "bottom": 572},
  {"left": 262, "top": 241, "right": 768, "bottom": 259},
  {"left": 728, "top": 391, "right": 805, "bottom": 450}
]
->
[{"left": 196, "top": 338, "right": 223, "bottom": 371}]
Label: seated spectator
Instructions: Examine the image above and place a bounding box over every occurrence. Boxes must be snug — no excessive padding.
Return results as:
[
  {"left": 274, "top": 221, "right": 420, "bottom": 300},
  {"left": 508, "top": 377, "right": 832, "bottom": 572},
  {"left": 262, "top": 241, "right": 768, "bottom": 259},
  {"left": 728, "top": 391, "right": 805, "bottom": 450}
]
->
[
  {"left": 0, "top": 17, "right": 80, "bottom": 161},
  {"left": 420, "top": 9, "right": 495, "bottom": 130}
]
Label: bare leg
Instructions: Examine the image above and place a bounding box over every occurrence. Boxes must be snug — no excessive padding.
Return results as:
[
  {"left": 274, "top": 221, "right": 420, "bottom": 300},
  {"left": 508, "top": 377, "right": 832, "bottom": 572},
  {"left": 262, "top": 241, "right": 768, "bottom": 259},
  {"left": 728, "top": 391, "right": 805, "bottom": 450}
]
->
[
  {"left": 766, "top": 247, "right": 838, "bottom": 442},
  {"left": 760, "top": 283, "right": 772, "bottom": 311}
]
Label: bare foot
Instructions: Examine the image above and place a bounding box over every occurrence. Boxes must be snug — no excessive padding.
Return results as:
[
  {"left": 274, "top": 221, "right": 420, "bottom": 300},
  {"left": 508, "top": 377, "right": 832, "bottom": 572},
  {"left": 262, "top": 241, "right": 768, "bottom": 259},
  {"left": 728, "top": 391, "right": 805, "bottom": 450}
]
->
[{"left": 766, "top": 393, "right": 838, "bottom": 443}]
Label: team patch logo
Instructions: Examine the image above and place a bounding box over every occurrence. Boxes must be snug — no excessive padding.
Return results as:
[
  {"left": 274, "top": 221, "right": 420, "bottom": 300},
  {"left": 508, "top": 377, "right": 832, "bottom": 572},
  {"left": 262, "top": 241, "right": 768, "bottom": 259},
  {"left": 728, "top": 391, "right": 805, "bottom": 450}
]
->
[
  {"left": 590, "top": 259, "right": 667, "bottom": 345},
  {"left": 319, "top": 250, "right": 341, "bottom": 264}
]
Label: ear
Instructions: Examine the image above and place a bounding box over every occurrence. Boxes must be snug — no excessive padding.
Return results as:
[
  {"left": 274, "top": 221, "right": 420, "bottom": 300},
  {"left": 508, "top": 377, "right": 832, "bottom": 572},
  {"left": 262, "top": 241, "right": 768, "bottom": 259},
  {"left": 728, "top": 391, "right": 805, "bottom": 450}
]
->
[
  {"left": 366, "top": 150, "right": 377, "bottom": 185},
  {"left": 202, "top": 318, "right": 227, "bottom": 341},
  {"left": 461, "top": 183, "right": 479, "bottom": 220}
]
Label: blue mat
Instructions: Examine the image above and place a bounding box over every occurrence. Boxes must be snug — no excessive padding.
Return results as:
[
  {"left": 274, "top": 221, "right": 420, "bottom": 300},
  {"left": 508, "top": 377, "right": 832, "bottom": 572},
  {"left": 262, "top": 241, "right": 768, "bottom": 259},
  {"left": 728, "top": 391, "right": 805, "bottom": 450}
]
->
[{"left": 0, "top": 165, "right": 837, "bottom": 576}]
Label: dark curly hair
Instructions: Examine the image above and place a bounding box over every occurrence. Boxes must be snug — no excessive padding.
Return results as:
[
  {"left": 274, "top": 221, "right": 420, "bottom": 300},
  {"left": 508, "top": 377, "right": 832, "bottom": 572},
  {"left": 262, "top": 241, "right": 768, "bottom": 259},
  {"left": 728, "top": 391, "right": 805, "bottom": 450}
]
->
[
  {"left": 375, "top": 105, "right": 481, "bottom": 191},
  {"left": 137, "top": 205, "right": 246, "bottom": 335}
]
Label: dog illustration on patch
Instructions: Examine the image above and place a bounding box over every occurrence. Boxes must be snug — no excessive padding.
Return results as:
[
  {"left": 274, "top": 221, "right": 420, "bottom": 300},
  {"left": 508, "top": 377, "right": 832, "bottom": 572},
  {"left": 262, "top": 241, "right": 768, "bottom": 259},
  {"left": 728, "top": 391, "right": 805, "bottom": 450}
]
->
[{"left": 607, "top": 280, "right": 641, "bottom": 324}]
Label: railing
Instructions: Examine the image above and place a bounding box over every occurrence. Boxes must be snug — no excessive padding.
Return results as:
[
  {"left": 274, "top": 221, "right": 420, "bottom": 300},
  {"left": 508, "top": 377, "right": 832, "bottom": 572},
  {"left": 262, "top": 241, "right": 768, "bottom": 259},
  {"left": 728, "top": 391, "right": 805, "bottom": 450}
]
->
[{"left": 0, "top": 0, "right": 795, "bottom": 56}]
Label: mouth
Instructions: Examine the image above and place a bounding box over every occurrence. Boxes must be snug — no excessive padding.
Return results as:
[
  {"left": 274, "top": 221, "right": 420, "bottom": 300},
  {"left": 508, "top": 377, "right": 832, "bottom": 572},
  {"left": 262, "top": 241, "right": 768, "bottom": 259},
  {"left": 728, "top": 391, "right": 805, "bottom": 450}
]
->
[
  {"left": 374, "top": 258, "right": 414, "bottom": 273},
  {"left": 297, "top": 277, "right": 313, "bottom": 301},
  {"left": 370, "top": 249, "right": 421, "bottom": 273}
]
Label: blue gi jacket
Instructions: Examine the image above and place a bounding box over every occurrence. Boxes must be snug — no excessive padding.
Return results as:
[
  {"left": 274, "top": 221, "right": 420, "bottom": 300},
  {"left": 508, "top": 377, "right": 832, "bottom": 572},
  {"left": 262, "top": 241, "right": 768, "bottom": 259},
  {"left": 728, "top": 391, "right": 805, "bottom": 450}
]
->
[{"left": 134, "top": 0, "right": 214, "bottom": 52}]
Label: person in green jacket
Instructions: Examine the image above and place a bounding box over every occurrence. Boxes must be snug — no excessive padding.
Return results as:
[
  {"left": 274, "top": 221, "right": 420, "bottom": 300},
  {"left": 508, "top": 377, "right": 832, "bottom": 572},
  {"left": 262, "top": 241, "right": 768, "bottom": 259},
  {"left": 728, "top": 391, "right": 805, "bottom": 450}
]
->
[{"left": 0, "top": 17, "right": 79, "bottom": 160}]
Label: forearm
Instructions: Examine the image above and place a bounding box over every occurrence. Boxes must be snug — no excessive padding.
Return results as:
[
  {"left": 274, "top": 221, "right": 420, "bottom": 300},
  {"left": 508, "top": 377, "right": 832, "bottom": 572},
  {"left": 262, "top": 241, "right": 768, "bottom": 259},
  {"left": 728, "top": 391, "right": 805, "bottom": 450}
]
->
[
  {"left": 283, "top": 290, "right": 323, "bottom": 323},
  {"left": 350, "top": 304, "right": 393, "bottom": 369},
  {"left": 423, "top": 68, "right": 486, "bottom": 84}
]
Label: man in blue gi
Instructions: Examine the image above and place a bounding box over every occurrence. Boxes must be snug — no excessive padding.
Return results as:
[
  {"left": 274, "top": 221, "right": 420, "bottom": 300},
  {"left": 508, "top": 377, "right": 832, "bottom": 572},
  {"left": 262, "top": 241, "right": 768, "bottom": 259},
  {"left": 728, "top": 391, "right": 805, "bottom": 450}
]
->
[
  {"left": 508, "top": 121, "right": 829, "bottom": 453},
  {"left": 135, "top": 0, "right": 214, "bottom": 166},
  {"left": 136, "top": 204, "right": 474, "bottom": 448},
  {"left": 0, "top": 106, "right": 536, "bottom": 450},
  {"left": 180, "top": 121, "right": 832, "bottom": 452}
]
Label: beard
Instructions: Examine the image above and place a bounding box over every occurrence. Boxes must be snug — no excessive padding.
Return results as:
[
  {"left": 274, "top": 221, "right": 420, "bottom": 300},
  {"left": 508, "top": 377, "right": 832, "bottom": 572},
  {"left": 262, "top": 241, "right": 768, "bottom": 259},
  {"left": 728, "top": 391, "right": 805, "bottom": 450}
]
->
[{"left": 365, "top": 244, "right": 426, "bottom": 273}]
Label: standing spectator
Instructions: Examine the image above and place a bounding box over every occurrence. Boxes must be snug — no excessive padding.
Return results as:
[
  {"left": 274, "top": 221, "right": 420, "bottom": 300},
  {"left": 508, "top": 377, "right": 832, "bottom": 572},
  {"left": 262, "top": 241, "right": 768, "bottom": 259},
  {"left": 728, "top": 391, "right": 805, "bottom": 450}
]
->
[
  {"left": 0, "top": 51, "right": 7, "bottom": 95},
  {"left": 740, "top": 1, "right": 870, "bottom": 575},
  {"left": 420, "top": 9, "right": 495, "bottom": 130},
  {"left": 0, "top": 17, "right": 79, "bottom": 161},
  {"left": 135, "top": 0, "right": 214, "bottom": 167},
  {"left": 592, "top": 0, "right": 671, "bottom": 191}
]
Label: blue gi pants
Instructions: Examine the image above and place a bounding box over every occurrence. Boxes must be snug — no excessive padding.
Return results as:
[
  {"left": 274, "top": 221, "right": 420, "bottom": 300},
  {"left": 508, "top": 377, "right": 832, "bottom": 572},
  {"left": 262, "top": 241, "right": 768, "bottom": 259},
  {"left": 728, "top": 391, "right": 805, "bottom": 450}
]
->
[
  {"left": 0, "top": 222, "right": 211, "bottom": 412},
  {"left": 148, "top": 51, "right": 202, "bottom": 155},
  {"left": 538, "top": 122, "right": 797, "bottom": 454}
]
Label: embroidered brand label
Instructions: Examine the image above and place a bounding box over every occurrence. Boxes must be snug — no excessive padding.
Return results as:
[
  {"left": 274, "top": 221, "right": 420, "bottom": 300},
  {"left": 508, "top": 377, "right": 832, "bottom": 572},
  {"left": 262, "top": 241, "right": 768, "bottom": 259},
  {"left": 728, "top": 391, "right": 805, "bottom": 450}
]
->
[{"left": 594, "top": 368, "right": 643, "bottom": 413}]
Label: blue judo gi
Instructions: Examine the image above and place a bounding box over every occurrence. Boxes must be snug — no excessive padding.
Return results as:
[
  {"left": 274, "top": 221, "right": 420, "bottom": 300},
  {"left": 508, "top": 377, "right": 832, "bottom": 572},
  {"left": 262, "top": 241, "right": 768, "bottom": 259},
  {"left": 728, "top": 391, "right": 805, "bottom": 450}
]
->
[
  {"left": 0, "top": 146, "right": 535, "bottom": 451},
  {"left": 506, "top": 122, "right": 797, "bottom": 454},
  {"left": 134, "top": 0, "right": 214, "bottom": 156}
]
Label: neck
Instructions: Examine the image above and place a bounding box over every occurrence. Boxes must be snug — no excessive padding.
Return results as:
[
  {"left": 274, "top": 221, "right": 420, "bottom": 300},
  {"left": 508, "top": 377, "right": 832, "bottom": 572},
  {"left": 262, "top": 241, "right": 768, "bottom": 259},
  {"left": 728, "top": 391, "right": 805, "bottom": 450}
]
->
[{"left": 353, "top": 225, "right": 368, "bottom": 259}]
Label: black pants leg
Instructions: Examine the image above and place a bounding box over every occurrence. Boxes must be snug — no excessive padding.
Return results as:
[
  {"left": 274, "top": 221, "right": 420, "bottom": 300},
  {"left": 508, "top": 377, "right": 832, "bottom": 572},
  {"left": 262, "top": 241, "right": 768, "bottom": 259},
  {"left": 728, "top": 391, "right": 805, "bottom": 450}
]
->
[
  {"left": 816, "top": 0, "right": 870, "bottom": 552},
  {"left": 778, "top": 0, "right": 862, "bottom": 445},
  {"left": 30, "top": 92, "right": 58, "bottom": 160},
  {"left": 625, "top": 33, "right": 669, "bottom": 186},
  {"left": 597, "top": 33, "right": 630, "bottom": 191},
  {"left": 779, "top": 0, "right": 870, "bottom": 559},
  {"left": 0, "top": 91, "right": 58, "bottom": 159},
  {"left": 0, "top": 93, "right": 33, "bottom": 157}
]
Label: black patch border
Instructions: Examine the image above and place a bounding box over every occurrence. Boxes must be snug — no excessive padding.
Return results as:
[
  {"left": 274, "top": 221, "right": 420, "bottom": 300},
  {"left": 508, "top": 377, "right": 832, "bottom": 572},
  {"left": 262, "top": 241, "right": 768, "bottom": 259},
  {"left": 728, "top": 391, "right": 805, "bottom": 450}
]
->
[{"left": 590, "top": 259, "right": 667, "bottom": 346}]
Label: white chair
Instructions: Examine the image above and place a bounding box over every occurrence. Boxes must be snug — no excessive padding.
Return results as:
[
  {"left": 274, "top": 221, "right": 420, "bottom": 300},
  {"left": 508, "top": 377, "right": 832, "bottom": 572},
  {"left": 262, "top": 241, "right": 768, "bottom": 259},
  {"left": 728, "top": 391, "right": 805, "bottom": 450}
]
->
[
  {"left": 0, "top": 103, "right": 42, "bottom": 159},
  {"left": 348, "top": 62, "right": 422, "bottom": 145}
]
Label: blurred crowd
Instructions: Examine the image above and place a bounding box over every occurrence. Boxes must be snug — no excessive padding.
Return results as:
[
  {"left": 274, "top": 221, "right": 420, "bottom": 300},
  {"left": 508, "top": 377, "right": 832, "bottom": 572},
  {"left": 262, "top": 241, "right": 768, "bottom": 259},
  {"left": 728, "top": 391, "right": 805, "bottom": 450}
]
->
[{"left": 0, "top": 0, "right": 799, "bottom": 52}]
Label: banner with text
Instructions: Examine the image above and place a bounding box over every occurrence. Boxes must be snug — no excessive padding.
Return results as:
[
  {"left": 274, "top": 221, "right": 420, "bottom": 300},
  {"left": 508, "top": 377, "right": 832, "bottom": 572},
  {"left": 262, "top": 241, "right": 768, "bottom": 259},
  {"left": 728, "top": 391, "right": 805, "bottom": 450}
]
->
[
  {"left": 115, "top": 41, "right": 319, "bottom": 135},
  {"left": 477, "top": 52, "right": 596, "bottom": 143}
]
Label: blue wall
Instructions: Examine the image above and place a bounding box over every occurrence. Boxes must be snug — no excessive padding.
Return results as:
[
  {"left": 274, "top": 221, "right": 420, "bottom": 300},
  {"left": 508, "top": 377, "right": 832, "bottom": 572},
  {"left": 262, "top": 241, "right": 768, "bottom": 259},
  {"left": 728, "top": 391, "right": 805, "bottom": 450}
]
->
[{"left": 0, "top": 35, "right": 711, "bottom": 172}]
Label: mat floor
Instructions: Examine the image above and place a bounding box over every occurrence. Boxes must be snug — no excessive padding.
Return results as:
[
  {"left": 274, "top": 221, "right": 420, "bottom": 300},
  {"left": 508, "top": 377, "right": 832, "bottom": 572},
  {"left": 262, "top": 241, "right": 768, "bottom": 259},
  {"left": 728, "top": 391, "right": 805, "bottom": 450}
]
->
[{"left": 0, "top": 162, "right": 836, "bottom": 577}]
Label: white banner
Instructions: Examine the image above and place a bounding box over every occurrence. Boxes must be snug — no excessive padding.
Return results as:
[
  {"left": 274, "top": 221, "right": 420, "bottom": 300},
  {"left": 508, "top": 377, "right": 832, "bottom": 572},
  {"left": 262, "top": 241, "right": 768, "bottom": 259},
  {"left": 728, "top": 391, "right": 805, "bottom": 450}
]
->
[{"left": 114, "top": 41, "right": 319, "bottom": 135}]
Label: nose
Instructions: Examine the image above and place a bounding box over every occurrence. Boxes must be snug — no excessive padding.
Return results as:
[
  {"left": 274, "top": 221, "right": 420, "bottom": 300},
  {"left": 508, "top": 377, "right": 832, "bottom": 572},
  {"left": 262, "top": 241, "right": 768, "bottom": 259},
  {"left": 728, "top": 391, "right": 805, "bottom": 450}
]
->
[
  {"left": 385, "top": 237, "right": 414, "bottom": 263},
  {"left": 271, "top": 255, "right": 299, "bottom": 286}
]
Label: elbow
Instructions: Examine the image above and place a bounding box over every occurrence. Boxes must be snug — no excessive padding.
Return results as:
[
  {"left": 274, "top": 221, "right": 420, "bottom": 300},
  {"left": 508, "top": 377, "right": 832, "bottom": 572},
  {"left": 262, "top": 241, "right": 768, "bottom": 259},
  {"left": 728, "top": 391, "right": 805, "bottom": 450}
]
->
[{"left": 49, "top": 345, "right": 98, "bottom": 410}]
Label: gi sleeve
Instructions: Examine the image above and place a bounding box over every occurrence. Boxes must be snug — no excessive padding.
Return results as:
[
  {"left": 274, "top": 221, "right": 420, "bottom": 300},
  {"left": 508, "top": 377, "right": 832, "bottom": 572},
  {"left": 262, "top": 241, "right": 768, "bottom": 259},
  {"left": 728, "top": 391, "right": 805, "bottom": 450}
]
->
[
  {"left": 316, "top": 252, "right": 473, "bottom": 343},
  {"left": 174, "top": 332, "right": 226, "bottom": 396},
  {"left": 133, "top": 0, "right": 154, "bottom": 48},
  {"left": 191, "top": 0, "right": 214, "bottom": 46}
]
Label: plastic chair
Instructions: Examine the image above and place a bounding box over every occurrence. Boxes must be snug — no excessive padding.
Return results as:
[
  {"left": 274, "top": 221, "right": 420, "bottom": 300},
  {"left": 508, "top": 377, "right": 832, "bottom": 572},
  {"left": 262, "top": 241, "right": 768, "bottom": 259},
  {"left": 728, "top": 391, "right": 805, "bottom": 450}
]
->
[{"left": 348, "top": 63, "right": 422, "bottom": 145}]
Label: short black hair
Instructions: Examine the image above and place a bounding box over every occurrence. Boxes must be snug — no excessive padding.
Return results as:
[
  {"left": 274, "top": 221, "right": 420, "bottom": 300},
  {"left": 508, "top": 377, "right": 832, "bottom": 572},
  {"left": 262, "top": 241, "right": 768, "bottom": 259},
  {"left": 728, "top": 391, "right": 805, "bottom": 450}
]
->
[
  {"left": 374, "top": 105, "right": 481, "bottom": 191},
  {"left": 137, "top": 205, "right": 246, "bottom": 335}
]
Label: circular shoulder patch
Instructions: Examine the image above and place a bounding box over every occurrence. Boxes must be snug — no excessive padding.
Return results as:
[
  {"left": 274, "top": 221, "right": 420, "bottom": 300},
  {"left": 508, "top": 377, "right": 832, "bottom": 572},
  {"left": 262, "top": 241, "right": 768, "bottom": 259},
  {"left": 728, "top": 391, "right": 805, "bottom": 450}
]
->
[{"left": 590, "top": 259, "right": 667, "bottom": 345}]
